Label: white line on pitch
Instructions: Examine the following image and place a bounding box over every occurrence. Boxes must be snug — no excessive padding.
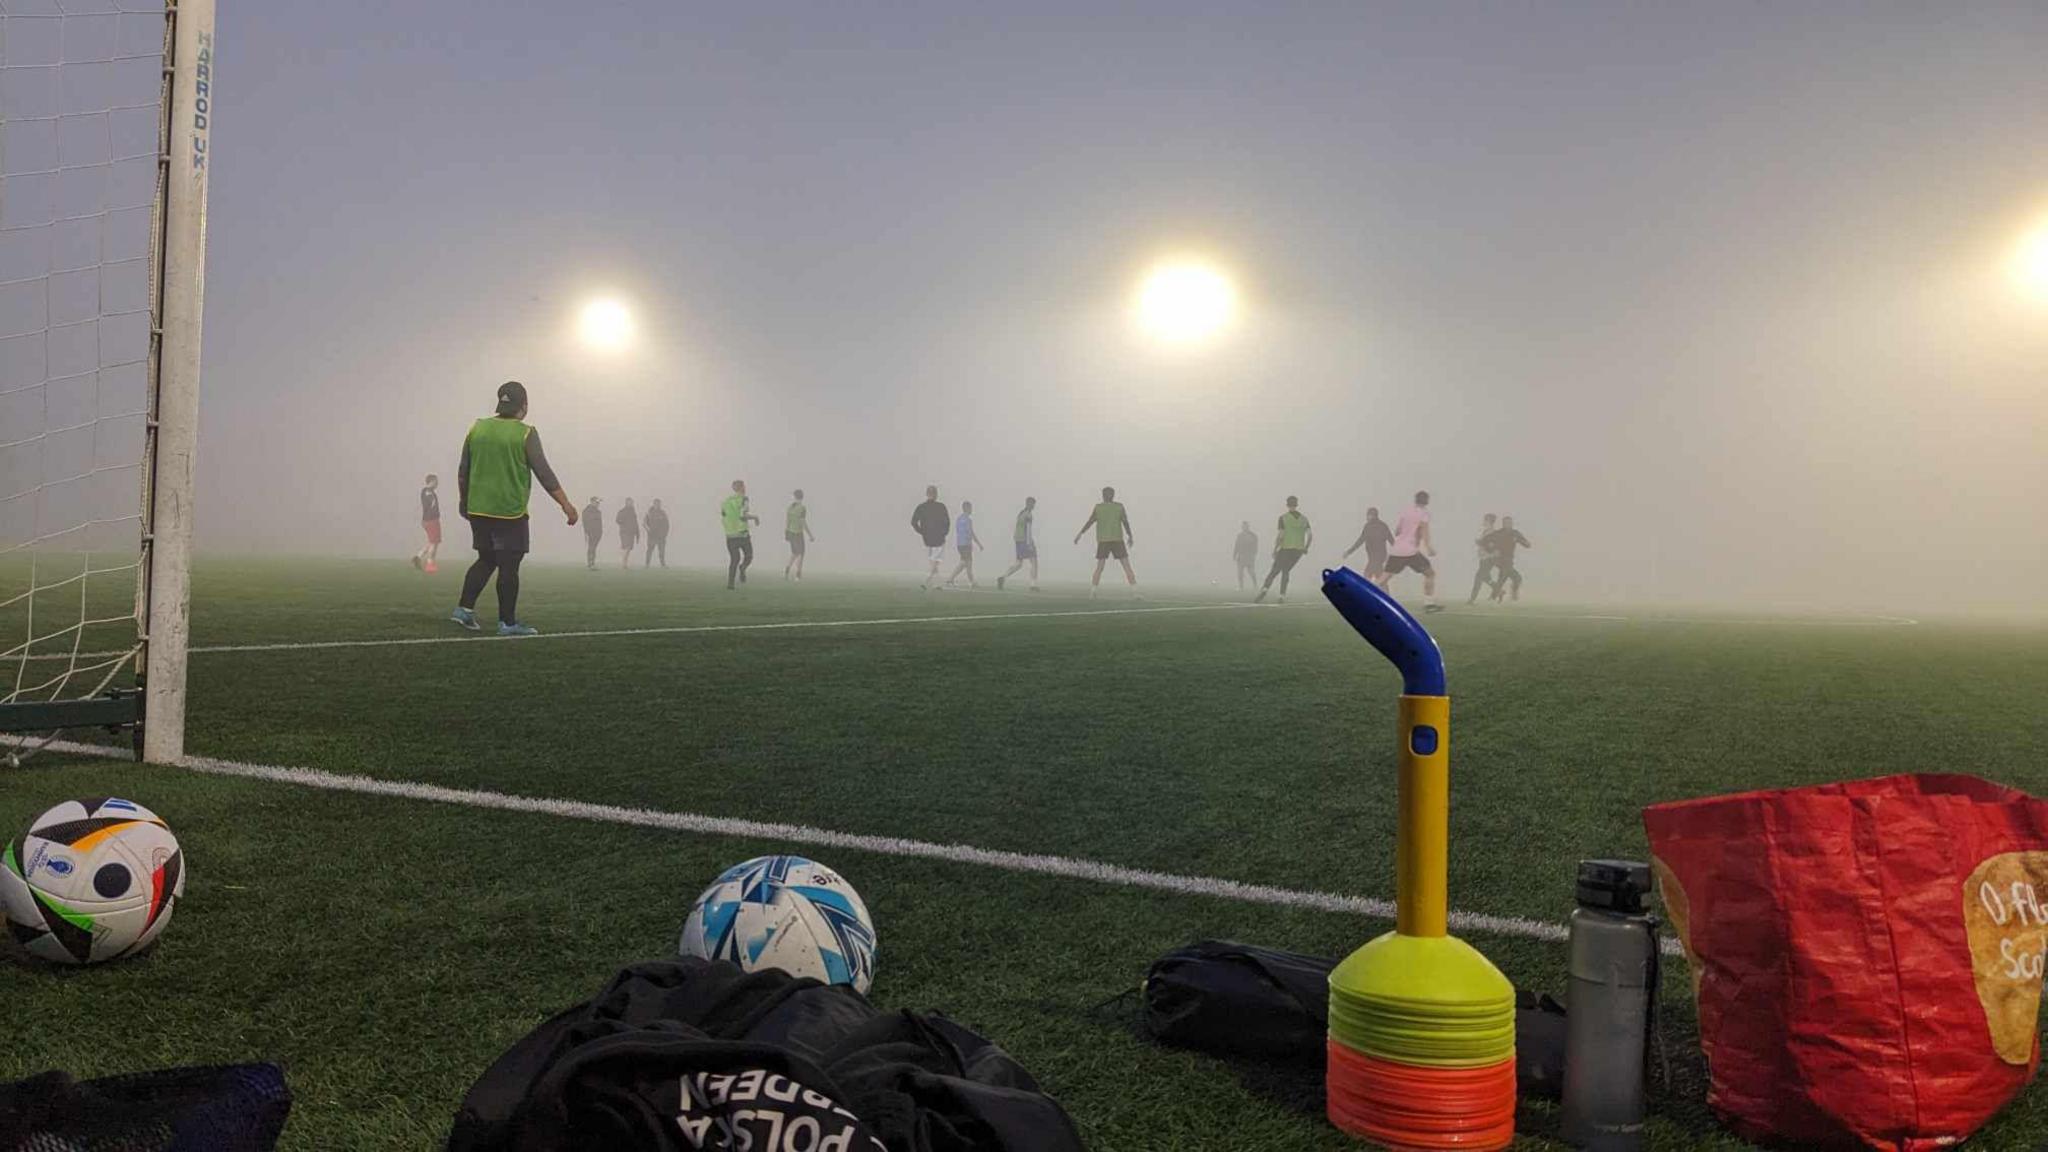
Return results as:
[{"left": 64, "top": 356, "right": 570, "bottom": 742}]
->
[
  {"left": 186, "top": 602, "right": 1261, "bottom": 655},
  {"left": 1223, "top": 600, "right": 1918, "bottom": 626},
  {"left": 20, "top": 603, "right": 1916, "bottom": 662},
  {"left": 31, "top": 738, "right": 1673, "bottom": 954},
  {"left": 1424, "top": 610, "right": 1918, "bottom": 627}
]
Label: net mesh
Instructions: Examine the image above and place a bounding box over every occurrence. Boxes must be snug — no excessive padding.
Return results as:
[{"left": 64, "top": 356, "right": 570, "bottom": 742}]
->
[{"left": 1, "top": 0, "right": 166, "bottom": 741}]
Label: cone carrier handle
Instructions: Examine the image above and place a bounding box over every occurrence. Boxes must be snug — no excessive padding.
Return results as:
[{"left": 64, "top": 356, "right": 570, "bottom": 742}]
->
[{"left": 1322, "top": 568, "right": 1449, "bottom": 938}]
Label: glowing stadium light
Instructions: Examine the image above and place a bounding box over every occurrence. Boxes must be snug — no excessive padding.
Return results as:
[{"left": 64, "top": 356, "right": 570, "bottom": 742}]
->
[
  {"left": 577, "top": 297, "right": 636, "bottom": 352},
  {"left": 2011, "top": 224, "right": 2048, "bottom": 304},
  {"left": 1134, "top": 260, "right": 1239, "bottom": 346}
]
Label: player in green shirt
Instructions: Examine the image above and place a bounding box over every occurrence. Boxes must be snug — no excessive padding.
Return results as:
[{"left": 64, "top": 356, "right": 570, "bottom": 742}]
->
[
  {"left": 1254, "top": 496, "right": 1313, "bottom": 604},
  {"left": 720, "top": 479, "right": 760, "bottom": 590},
  {"left": 996, "top": 496, "right": 1039, "bottom": 592},
  {"left": 450, "top": 381, "right": 578, "bottom": 636},
  {"left": 1073, "top": 486, "right": 1138, "bottom": 599},
  {"left": 784, "top": 489, "right": 815, "bottom": 581}
]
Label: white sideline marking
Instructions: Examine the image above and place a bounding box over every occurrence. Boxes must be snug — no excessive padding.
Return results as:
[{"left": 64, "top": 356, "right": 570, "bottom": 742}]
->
[
  {"left": 186, "top": 602, "right": 1256, "bottom": 655},
  {"left": 15, "top": 603, "right": 1914, "bottom": 661},
  {"left": 1489, "top": 612, "right": 1921, "bottom": 628},
  {"left": 34, "top": 739, "right": 1675, "bottom": 954}
]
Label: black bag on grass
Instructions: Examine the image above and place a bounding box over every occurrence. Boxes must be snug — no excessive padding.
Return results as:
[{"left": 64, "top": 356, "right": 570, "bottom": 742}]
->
[
  {"left": 1141, "top": 940, "right": 1333, "bottom": 1058},
  {"left": 449, "top": 956, "right": 1083, "bottom": 1152},
  {"left": 0, "top": 1063, "right": 290, "bottom": 1152},
  {"left": 1514, "top": 989, "right": 1569, "bottom": 1101},
  {"left": 1138, "top": 940, "right": 1572, "bottom": 1100}
]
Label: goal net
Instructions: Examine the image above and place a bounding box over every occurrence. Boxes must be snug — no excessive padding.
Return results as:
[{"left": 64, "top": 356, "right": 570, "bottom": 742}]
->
[{"left": 1, "top": 0, "right": 212, "bottom": 764}]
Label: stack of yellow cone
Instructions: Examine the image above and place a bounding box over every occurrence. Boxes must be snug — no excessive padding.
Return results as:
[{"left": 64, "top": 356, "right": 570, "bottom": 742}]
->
[{"left": 1326, "top": 933, "right": 1517, "bottom": 1148}]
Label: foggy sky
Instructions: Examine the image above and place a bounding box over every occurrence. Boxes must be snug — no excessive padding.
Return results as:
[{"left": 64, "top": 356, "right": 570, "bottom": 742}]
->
[{"left": 188, "top": 1, "right": 2045, "bottom": 610}]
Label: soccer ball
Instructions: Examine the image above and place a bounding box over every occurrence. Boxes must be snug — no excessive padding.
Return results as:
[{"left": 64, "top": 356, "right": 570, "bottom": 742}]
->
[
  {"left": 1, "top": 798, "right": 185, "bottom": 966},
  {"left": 680, "top": 855, "right": 876, "bottom": 994}
]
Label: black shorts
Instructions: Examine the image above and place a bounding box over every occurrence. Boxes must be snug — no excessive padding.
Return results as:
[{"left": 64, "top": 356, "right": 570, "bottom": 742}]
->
[
  {"left": 1385, "top": 553, "right": 1433, "bottom": 576},
  {"left": 469, "top": 514, "right": 531, "bottom": 555},
  {"left": 787, "top": 532, "right": 806, "bottom": 555},
  {"left": 1096, "top": 540, "right": 1129, "bottom": 561},
  {"left": 1272, "top": 548, "right": 1306, "bottom": 572}
]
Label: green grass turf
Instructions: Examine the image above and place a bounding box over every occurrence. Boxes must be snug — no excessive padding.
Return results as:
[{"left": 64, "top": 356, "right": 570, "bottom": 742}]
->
[{"left": 5, "top": 558, "right": 2048, "bottom": 1149}]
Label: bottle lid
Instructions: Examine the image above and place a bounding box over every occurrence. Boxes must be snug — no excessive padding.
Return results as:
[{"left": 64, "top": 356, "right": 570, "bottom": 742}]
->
[{"left": 1575, "top": 859, "right": 1652, "bottom": 913}]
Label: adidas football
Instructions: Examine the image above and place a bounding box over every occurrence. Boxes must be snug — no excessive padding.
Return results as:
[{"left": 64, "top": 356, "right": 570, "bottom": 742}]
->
[
  {"left": 1, "top": 798, "right": 185, "bottom": 966},
  {"left": 680, "top": 855, "right": 876, "bottom": 994}
]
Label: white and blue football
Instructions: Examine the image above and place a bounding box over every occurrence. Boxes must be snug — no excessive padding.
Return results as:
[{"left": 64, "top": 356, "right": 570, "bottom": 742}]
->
[{"left": 680, "top": 855, "right": 877, "bottom": 994}]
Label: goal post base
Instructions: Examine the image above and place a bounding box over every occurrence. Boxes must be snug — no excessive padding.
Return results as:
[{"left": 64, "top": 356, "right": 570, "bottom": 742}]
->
[{"left": 0, "top": 690, "right": 143, "bottom": 742}]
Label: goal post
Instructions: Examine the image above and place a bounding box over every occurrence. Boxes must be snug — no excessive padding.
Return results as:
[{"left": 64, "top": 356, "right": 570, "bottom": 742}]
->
[
  {"left": 140, "top": 0, "right": 215, "bottom": 764},
  {"left": 0, "top": 0, "right": 213, "bottom": 765}
]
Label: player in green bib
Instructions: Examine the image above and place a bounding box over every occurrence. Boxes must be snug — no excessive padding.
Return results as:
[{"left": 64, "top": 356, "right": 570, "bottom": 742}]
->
[
  {"left": 1255, "top": 495, "right": 1313, "bottom": 604},
  {"left": 784, "top": 488, "right": 815, "bottom": 581},
  {"left": 721, "top": 479, "right": 760, "bottom": 590},
  {"left": 996, "top": 496, "right": 1039, "bottom": 592},
  {"left": 451, "top": 381, "right": 578, "bottom": 635},
  {"left": 1072, "top": 486, "right": 1138, "bottom": 599}
]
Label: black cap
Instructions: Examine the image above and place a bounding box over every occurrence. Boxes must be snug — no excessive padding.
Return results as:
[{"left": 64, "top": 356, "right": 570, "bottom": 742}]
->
[
  {"left": 1575, "top": 859, "right": 1652, "bottom": 914},
  {"left": 495, "top": 380, "right": 528, "bottom": 415}
]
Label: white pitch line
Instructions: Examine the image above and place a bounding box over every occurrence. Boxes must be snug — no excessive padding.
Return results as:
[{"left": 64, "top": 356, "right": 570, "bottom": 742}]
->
[
  {"left": 1222, "top": 600, "right": 1919, "bottom": 626},
  {"left": 1436, "top": 610, "right": 1917, "bottom": 628},
  {"left": 186, "top": 602, "right": 1258, "bottom": 655},
  {"left": 29, "top": 738, "right": 1677, "bottom": 955},
  {"left": 15, "top": 603, "right": 1913, "bottom": 661}
]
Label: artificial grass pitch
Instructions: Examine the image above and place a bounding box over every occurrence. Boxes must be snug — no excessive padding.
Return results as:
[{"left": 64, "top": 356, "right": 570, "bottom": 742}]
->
[{"left": 4, "top": 559, "right": 2047, "bottom": 1149}]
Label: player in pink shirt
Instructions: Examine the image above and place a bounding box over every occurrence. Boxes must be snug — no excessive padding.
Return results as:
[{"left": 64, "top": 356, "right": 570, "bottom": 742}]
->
[{"left": 1377, "top": 490, "right": 1443, "bottom": 613}]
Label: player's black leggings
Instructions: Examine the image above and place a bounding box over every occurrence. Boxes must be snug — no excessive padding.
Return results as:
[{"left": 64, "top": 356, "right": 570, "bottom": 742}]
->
[
  {"left": 646, "top": 536, "right": 666, "bottom": 567},
  {"left": 1263, "top": 549, "right": 1305, "bottom": 593},
  {"left": 726, "top": 535, "right": 753, "bottom": 586},
  {"left": 584, "top": 537, "right": 600, "bottom": 567},
  {"left": 460, "top": 548, "right": 523, "bottom": 625},
  {"left": 1469, "top": 560, "right": 1498, "bottom": 603}
]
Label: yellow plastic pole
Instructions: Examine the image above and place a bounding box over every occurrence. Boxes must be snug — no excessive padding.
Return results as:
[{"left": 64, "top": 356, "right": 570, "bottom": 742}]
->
[{"left": 1396, "top": 694, "right": 1450, "bottom": 937}]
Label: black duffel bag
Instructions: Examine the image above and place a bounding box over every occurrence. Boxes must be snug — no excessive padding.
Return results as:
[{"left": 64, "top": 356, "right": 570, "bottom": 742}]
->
[
  {"left": 1141, "top": 940, "right": 1334, "bottom": 1059},
  {"left": 450, "top": 957, "right": 1083, "bottom": 1152},
  {"left": 1139, "top": 939, "right": 1570, "bottom": 1099}
]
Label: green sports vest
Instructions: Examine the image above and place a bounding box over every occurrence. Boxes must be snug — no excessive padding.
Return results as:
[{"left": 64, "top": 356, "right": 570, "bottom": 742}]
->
[
  {"left": 721, "top": 494, "right": 750, "bottom": 536},
  {"left": 1279, "top": 510, "right": 1311, "bottom": 551},
  {"left": 464, "top": 418, "right": 532, "bottom": 519},
  {"left": 1093, "top": 502, "right": 1126, "bottom": 542},
  {"left": 786, "top": 502, "right": 806, "bottom": 535}
]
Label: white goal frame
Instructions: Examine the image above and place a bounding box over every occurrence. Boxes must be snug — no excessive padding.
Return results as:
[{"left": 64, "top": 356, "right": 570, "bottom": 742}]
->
[{"left": 138, "top": 0, "right": 214, "bottom": 763}]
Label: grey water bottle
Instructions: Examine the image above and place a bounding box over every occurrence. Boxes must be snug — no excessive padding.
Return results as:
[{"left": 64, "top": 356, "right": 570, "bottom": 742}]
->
[{"left": 1561, "top": 859, "right": 1658, "bottom": 1151}]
